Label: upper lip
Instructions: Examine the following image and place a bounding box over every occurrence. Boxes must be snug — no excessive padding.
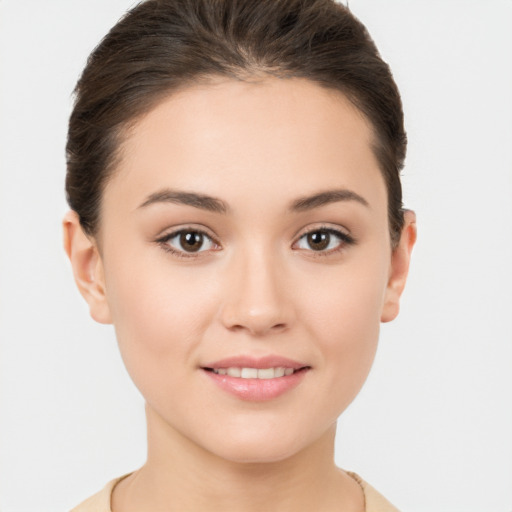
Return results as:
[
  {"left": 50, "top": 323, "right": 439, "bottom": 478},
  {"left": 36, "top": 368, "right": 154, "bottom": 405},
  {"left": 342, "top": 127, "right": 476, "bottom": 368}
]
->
[{"left": 201, "top": 355, "right": 309, "bottom": 370}]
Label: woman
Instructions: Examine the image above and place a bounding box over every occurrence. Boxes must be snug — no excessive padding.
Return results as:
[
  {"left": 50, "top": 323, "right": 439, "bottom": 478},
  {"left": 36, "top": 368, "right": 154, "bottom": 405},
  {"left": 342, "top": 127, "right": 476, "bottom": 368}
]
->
[{"left": 64, "top": 0, "right": 416, "bottom": 510}]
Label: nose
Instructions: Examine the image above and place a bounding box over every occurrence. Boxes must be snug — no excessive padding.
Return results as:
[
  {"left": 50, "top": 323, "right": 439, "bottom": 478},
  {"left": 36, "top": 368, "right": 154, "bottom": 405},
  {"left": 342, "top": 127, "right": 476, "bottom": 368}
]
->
[{"left": 219, "top": 248, "right": 294, "bottom": 337}]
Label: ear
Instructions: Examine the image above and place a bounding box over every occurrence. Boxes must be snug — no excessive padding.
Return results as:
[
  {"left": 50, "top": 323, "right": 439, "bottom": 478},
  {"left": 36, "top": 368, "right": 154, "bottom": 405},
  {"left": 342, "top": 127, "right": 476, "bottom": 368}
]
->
[
  {"left": 63, "top": 210, "right": 112, "bottom": 324},
  {"left": 381, "top": 209, "right": 417, "bottom": 323}
]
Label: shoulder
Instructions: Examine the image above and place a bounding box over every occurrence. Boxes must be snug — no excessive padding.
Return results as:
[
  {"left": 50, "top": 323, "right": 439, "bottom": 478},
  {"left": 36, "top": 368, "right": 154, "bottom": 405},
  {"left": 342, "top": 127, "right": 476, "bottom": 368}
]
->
[
  {"left": 69, "top": 473, "right": 132, "bottom": 512},
  {"left": 346, "top": 471, "right": 401, "bottom": 512}
]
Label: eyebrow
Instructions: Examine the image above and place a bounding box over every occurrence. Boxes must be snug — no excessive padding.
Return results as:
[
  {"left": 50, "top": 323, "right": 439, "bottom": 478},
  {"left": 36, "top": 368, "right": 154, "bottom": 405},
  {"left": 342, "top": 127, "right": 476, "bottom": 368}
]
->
[
  {"left": 138, "top": 189, "right": 229, "bottom": 214},
  {"left": 290, "top": 189, "right": 369, "bottom": 212},
  {"left": 138, "top": 187, "right": 369, "bottom": 214}
]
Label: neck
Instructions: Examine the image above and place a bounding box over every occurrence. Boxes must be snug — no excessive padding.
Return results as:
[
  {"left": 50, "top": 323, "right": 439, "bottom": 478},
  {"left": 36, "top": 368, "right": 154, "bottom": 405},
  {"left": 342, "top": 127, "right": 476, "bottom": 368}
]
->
[{"left": 111, "top": 404, "right": 364, "bottom": 512}]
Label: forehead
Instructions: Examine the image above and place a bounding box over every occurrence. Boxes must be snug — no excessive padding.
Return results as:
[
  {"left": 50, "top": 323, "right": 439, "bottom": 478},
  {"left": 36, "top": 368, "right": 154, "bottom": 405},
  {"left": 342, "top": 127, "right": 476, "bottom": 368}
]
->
[{"left": 104, "top": 77, "right": 386, "bottom": 217}]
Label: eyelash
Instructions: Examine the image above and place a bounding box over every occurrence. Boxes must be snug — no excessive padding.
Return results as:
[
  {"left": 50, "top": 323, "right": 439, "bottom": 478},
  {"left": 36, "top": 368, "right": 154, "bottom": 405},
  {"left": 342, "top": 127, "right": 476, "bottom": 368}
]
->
[
  {"left": 155, "top": 226, "right": 355, "bottom": 259},
  {"left": 294, "top": 226, "right": 356, "bottom": 257},
  {"left": 155, "top": 228, "right": 220, "bottom": 259}
]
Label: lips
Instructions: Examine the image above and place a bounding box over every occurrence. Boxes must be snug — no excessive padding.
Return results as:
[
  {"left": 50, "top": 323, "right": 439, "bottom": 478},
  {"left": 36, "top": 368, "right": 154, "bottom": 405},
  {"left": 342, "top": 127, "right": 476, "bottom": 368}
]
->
[
  {"left": 201, "top": 355, "right": 310, "bottom": 401},
  {"left": 211, "top": 367, "right": 296, "bottom": 378}
]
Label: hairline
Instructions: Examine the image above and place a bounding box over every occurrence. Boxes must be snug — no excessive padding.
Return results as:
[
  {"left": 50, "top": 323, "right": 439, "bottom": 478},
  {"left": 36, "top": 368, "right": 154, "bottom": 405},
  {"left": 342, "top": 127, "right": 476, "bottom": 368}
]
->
[{"left": 83, "top": 73, "right": 397, "bottom": 247}]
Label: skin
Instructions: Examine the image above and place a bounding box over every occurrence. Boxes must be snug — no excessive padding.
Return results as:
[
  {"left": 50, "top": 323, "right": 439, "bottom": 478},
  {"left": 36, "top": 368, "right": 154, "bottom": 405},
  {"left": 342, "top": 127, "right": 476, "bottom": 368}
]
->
[{"left": 64, "top": 77, "right": 416, "bottom": 512}]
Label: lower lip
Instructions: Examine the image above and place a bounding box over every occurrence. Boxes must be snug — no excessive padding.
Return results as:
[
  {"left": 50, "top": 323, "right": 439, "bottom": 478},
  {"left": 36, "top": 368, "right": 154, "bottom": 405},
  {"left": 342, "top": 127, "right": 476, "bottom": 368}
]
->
[{"left": 203, "top": 369, "right": 309, "bottom": 401}]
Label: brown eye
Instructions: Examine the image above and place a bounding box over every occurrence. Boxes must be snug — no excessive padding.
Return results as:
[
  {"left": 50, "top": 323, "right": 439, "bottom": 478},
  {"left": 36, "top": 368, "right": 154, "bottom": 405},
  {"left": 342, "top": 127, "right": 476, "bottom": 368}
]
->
[
  {"left": 306, "top": 231, "right": 330, "bottom": 251},
  {"left": 179, "top": 231, "right": 204, "bottom": 252},
  {"left": 160, "top": 229, "right": 217, "bottom": 255},
  {"left": 295, "top": 228, "right": 354, "bottom": 253}
]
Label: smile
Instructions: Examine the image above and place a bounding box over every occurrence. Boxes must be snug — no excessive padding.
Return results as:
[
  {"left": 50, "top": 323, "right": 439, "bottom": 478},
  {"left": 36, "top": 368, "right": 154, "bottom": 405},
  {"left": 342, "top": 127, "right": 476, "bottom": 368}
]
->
[
  {"left": 201, "top": 356, "right": 310, "bottom": 401},
  {"left": 208, "top": 367, "right": 297, "bottom": 379}
]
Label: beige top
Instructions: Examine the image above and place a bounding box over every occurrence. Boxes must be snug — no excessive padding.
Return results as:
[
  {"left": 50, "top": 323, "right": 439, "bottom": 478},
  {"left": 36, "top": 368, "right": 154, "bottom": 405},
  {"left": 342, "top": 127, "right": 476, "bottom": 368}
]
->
[{"left": 70, "top": 471, "right": 399, "bottom": 512}]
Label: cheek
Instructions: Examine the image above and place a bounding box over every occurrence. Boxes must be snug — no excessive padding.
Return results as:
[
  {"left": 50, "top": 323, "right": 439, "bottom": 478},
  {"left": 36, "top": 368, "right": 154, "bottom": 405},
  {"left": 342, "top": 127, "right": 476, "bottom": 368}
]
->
[
  {"left": 302, "top": 252, "right": 387, "bottom": 341},
  {"left": 299, "top": 256, "right": 388, "bottom": 407},
  {"left": 102, "top": 255, "right": 220, "bottom": 393}
]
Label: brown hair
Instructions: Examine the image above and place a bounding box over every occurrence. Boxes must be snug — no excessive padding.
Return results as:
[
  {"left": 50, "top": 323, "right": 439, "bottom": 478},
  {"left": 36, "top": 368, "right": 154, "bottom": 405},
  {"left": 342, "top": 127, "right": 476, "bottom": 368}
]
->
[{"left": 66, "top": 0, "right": 406, "bottom": 245}]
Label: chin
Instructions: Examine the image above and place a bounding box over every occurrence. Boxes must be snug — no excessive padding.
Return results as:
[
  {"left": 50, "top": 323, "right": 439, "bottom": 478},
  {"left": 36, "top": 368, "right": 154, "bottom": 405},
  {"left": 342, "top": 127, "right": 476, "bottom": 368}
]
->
[
  {"left": 212, "top": 440, "right": 301, "bottom": 465},
  {"left": 200, "top": 422, "right": 323, "bottom": 465}
]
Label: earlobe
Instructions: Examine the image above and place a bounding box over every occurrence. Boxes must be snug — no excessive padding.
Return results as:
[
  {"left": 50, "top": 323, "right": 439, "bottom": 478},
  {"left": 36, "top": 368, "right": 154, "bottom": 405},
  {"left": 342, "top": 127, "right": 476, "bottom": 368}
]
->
[
  {"left": 380, "top": 209, "right": 417, "bottom": 323},
  {"left": 63, "top": 211, "right": 112, "bottom": 324}
]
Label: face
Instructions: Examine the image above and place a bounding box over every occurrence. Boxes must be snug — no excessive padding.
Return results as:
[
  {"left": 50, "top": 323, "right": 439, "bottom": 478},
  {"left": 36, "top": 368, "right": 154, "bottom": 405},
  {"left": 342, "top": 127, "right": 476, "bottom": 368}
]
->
[{"left": 66, "top": 77, "right": 414, "bottom": 464}]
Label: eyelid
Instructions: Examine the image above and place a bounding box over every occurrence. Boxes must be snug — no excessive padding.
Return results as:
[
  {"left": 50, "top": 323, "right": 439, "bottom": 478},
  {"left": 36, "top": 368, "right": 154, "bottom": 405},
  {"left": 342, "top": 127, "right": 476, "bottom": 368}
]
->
[
  {"left": 154, "top": 223, "right": 355, "bottom": 258},
  {"left": 155, "top": 223, "right": 218, "bottom": 241},
  {"left": 155, "top": 225, "right": 221, "bottom": 258},
  {"left": 292, "top": 224, "right": 355, "bottom": 254}
]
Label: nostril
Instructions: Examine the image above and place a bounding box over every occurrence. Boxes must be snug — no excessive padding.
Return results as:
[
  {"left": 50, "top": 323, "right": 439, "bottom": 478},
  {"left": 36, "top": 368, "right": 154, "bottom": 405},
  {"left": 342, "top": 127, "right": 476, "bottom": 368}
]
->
[
  {"left": 220, "top": 300, "right": 292, "bottom": 336},
  {"left": 226, "top": 322, "right": 288, "bottom": 336}
]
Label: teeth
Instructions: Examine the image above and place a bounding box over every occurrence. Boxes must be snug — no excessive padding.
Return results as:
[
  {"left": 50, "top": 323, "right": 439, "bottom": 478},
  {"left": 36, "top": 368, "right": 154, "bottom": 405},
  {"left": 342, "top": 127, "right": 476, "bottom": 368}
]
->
[
  {"left": 241, "top": 368, "right": 258, "bottom": 379},
  {"left": 257, "top": 368, "right": 275, "bottom": 379},
  {"left": 227, "top": 367, "right": 241, "bottom": 377},
  {"left": 213, "top": 367, "right": 297, "bottom": 379},
  {"left": 274, "top": 367, "right": 285, "bottom": 377}
]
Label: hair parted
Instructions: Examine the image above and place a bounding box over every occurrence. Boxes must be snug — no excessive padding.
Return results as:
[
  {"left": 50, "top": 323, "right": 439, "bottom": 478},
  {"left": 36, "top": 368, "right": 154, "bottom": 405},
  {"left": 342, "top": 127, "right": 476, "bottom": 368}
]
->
[{"left": 66, "top": 0, "right": 406, "bottom": 245}]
